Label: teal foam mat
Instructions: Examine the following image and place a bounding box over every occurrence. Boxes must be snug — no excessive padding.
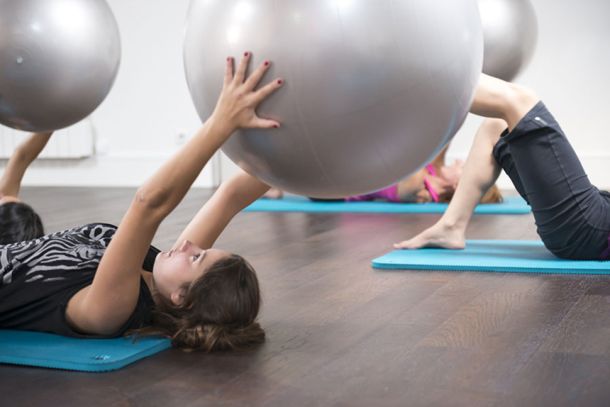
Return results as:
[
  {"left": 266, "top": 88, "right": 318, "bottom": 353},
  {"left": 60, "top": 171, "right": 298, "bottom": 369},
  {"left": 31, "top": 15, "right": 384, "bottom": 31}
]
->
[
  {"left": 372, "top": 240, "right": 610, "bottom": 274},
  {"left": 0, "top": 330, "right": 171, "bottom": 372},
  {"left": 244, "top": 196, "right": 530, "bottom": 214}
]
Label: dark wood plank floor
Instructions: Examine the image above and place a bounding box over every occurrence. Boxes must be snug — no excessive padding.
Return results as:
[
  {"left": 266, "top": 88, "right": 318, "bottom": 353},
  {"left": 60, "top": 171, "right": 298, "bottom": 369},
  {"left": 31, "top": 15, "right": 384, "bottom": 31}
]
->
[{"left": 2, "top": 187, "right": 610, "bottom": 407}]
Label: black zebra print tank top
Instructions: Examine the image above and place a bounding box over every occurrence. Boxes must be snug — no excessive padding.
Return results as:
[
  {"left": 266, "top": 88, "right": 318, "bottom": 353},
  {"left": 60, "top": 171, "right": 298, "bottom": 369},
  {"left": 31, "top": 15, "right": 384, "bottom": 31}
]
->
[{"left": 0, "top": 223, "right": 159, "bottom": 337}]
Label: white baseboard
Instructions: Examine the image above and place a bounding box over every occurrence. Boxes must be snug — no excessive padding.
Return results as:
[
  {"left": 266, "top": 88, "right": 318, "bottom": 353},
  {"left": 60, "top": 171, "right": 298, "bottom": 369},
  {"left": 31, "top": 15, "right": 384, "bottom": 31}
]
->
[
  {"left": 1, "top": 152, "right": 215, "bottom": 188},
  {"left": 2, "top": 153, "right": 607, "bottom": 191}
]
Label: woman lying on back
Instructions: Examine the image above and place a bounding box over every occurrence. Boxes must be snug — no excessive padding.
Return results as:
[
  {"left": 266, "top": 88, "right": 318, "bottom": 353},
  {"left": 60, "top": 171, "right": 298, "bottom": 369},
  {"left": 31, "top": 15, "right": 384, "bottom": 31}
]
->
[{"left": 0, "top": 53, "right": 284, "bottom": 351}]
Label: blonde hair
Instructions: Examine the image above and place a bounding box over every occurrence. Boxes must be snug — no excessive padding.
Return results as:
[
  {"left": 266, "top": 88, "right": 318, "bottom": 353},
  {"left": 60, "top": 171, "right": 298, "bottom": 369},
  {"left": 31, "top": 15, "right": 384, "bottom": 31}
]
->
[
  {"left": 480, "top": 184, "right": 504, "bottom": 204},
  {"left": 440, "top": 183, "right": 503, "bottom": 204}
]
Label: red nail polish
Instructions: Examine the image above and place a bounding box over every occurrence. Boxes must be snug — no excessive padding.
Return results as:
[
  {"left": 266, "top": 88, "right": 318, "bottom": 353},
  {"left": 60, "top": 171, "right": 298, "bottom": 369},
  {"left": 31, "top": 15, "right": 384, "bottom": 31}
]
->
[
  {"left": 277, "top": 79, "right": 283, "bottom": 85},
  {"left": 273, "top": 124, "right": 279, "bottom": 129},
  {"left": 244, "top": 52, "right": 250, "bottom": 57},
  {"left": 264, "top": 61, "right": 270, "bottom": 66}
]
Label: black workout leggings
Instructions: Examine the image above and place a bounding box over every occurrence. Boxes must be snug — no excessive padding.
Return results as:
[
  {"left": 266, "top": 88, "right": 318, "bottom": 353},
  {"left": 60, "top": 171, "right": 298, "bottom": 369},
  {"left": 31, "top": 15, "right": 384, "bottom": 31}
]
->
[{"left": 492, "top": 102, "right": 610, "bottom": 260}]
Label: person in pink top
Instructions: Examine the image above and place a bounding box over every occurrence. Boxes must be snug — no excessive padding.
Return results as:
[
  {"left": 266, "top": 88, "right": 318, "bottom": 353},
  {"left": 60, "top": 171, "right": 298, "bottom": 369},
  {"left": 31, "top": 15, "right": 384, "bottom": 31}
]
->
[
  {"left": 264, "top": 145, "right": 503, "bottom": 205},
  {"left": 227, "top": 73, "right": 610, "bottom": 260}
]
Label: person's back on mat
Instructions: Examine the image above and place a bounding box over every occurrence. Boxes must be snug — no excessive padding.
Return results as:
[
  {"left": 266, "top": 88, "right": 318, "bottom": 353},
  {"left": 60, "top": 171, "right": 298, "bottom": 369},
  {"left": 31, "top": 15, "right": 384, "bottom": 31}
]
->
[
  {"left": 264, "top": 145, "right": 504, "bottom": 204},
  {"left": 0, "top": 53, "right": 284, "bottom": 351}
]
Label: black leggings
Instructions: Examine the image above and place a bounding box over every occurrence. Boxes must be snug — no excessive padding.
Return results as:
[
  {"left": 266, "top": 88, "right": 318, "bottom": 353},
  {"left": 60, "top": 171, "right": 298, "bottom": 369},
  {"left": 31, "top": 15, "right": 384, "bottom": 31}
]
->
[{"left": 492, "top": 102, "right": 610, "bottom": 260}]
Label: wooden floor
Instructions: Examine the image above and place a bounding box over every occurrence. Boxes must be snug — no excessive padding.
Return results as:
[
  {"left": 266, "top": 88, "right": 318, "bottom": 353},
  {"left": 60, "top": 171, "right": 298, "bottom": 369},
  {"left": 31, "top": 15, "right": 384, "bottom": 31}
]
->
[{"left": 3, "top": 187, "right": 610, "bottom": 407}]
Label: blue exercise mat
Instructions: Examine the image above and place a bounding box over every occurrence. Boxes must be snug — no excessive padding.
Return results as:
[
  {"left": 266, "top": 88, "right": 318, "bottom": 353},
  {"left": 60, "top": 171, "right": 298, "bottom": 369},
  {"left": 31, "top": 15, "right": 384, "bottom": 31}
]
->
[
  {"left": 372, "top": 240, "right": 610, "bottom": 274},
  {"left": 244, "top": 195, "right": 530, "bottom": 214},
  {"left": 0, "top": 330, "right": 171, "bottom": 372}
]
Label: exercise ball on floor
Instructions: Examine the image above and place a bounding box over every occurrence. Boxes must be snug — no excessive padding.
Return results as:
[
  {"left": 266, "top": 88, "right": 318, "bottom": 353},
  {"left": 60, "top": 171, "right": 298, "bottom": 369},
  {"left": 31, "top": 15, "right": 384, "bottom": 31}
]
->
[
  {"left": 0, "top": 0, "right": 121, "bottom": 132},
  {"left": 479, "top": 0, "right": 538, "bottom": 81},
  {"left": 184, "top": 0, "right": 484, "bottom": 198}
]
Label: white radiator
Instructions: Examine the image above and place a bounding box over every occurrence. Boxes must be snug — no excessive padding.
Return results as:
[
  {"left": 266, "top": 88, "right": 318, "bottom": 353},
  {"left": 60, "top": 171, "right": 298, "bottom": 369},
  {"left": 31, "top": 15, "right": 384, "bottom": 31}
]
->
[{"left": 0, "top": 120, "right": 95, "bottom": 159}]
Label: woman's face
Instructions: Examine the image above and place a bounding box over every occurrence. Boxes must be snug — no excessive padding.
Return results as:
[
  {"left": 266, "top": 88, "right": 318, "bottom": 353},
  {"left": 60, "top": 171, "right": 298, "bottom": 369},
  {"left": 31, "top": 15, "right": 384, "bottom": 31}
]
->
[
  {"left": 439, "top": 160, "right": 464, "bottom": 188},
  {"left": 418, "top": 175, "right": 455, "bottom": 203},
  {"left": 153, "top": 239, "right": 230, "bottom": 304},
  {"left": 416, "top": 160, "right": 465, "bottom": 203}
]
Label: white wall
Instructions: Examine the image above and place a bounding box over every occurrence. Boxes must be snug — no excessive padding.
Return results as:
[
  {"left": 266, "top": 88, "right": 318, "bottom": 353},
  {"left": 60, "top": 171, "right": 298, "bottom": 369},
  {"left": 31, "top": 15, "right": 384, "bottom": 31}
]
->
[
  {"left": 2, "top": 0, "right": 609, "bottom": 189},
  {"left": 0, "top": 0, "right": 215, "bottom": 187}
]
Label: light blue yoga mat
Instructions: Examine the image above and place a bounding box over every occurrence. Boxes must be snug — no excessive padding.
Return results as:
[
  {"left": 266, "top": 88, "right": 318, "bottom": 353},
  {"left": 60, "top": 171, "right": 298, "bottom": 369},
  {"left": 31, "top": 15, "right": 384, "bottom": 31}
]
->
[
  {"left": 372, "top": 240, "right": 610, "bottom": 274},
  {"left": 0, "top": 330, "right": 171, "bottom": 372},
  {"left": 244, "top": 196, "right": 530, "bottom": 214}
]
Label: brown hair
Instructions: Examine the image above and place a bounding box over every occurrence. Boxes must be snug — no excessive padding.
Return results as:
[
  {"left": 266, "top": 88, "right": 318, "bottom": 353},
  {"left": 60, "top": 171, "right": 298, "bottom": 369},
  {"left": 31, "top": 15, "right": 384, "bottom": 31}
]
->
[
  {"left": 134, "top": 254, "right": 264, "bottom": 352},
  {"left": 438, "top": 183, "right": 503, "bottom": 204},
  {"left": 480, "top": 184, "right": 504, "bottom": 204},
  {"left": 0, "top": 202, "right": 45, "bottom": 245}
]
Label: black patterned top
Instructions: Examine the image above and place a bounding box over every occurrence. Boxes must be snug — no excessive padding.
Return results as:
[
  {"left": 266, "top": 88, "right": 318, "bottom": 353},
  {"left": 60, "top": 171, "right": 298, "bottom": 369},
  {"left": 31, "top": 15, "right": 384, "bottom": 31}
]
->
[{"left": 0, "top": 223, "right": 159, "bottom": 337}]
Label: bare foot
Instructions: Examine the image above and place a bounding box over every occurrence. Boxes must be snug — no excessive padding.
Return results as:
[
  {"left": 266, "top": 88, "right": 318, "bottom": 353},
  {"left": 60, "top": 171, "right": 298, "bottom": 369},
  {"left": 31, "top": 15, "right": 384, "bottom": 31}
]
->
[
  {"left": 394, "top": 221, "right": 466, "bottom": 250},
  {"left": 263, "top": 188, "right": 284, "bottom": 199}
]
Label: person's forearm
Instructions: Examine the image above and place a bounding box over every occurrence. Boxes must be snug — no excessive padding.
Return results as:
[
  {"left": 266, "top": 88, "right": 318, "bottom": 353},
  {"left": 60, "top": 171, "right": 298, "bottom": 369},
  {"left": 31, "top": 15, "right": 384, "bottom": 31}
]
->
[
  {"left": 15, "top": 132, "right": 53, "bottom": 163},
  {"left": 136, "top": 116, "right": 234, "bottom": 220},
  {"left": 222, "top": 171, "right": 270, "bottom": 211},
  {"left": 0, "top": 132, "right": 52, "bottom": 197},
  {"left": 133, "top": 53, "right": 282, "bottom": 224},
  {"left": 175, "top": 171, "right": 270, "bottom": 248}
]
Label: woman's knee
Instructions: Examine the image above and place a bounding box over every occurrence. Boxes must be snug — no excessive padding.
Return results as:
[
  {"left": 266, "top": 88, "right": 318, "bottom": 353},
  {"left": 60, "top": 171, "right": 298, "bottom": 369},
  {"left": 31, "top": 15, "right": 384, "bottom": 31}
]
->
[
  {"left": 479, "top": 118, "right": 508, "bottom": 138},
  {"left": 475, "top": 118, "right": 508, "bottom": 151},
  {"left": 504, "top": 84, "right": 539, "bottom": 124}
]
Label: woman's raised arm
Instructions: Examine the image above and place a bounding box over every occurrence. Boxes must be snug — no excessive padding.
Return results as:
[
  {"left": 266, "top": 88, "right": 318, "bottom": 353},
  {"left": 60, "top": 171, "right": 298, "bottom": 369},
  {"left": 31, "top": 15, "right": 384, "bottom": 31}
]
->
[
  {"left": 66, "top": 54, "right": 283, "bottom": 335},
  {"left": 175, "top": 170, "right": 270, "bottom": 250},
  {"left": 0, "top": 132, "right": 52, "bottom": 201}
]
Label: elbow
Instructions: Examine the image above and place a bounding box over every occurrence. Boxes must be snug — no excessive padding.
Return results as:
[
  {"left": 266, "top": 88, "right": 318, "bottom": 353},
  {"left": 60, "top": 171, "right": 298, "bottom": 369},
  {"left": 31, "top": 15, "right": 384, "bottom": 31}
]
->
[
  {"left": 215, "top": 183, "right": 240, "bottom": 208},
  {"left": 221, "top": 173, "right": 269, "bottom": 205},
  {"left": 133, "top": 186, "right": 172, "bottom": 221},
  {"left": 217, "top": 180, "right": 240, "bottom": 201},
  {"left": 219, "top": 180, "right": 261, "bottom": 210},
  {"left": 211, "top": 183, "right": 250, "bottom": 218}
]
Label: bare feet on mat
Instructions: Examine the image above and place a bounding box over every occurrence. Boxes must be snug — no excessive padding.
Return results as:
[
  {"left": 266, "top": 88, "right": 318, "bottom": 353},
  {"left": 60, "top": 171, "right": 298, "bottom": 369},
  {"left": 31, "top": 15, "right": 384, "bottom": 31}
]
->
[
  {"left": 263, "top": 188, "right": 284, "bottom": 199},
  {"left": 394, "top": 221, "right": 466, "bottom": 250}
]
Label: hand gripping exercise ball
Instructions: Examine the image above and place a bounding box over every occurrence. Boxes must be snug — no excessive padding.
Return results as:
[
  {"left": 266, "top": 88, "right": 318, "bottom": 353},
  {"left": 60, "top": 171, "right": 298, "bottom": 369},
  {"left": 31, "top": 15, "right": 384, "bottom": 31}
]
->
[
  {"left": 185, "top": 0, "right": 484, "bottom": 198},
  {"left": 0, "top": 0, "right": 121, "bottom": 132},
  {"left": 479, "top": 0, "right": 538, "bottom": 81}
]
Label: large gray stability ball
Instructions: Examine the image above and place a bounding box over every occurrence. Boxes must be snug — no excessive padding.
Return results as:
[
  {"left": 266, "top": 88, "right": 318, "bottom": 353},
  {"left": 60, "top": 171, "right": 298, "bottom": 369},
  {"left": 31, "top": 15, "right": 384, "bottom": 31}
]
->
[
  {"left": 479, "top": 0, "right": 538, "bottom": 81},
  {"left": 0, "top": 0, "right": 121, "bottom": 132},
  {"left": 184, "top": 0, "right": 484, "bottom": 198}
]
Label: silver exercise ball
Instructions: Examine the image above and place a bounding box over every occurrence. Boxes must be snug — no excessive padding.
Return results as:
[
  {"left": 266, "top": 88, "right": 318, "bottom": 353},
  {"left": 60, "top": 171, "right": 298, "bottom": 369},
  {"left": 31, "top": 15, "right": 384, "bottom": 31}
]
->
[
  {"left": 0, "top": 0, "right": 121, "bottom": 132},
  {"left": 479, "top": 0, "right": 538, "bottom": 81},
  {"left": 185, "top": 0, "right": 484, "bottom": 198}
]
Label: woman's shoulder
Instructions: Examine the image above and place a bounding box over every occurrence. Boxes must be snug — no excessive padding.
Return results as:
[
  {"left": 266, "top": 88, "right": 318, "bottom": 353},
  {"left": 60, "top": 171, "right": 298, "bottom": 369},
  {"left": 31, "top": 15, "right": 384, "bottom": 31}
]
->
[
  {"left": 59, "top": 223, "right": 120, "bottom": 250},
  {"left": 54, "top": 223, "right": 119, "bottom": 240},
  {"left": 77, "top": 223, "right": 119, "bottom": 236},
  {"left": 74, "top": 222, "right": 119, "bottom": 232},
  {"left": 1, "top": 223, "right": 119, "bottom": 253}
]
